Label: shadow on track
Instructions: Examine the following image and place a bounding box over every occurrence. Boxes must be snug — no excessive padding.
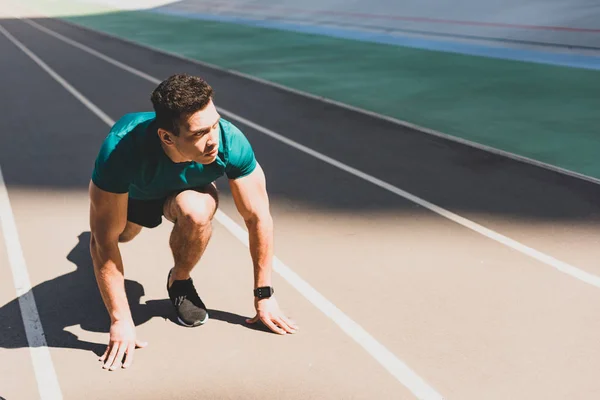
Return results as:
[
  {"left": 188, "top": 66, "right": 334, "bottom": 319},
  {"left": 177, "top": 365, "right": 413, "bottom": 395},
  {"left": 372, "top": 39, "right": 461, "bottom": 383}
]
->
[{"left": 0, "top": 231, "right": 269, "bottom": 357}]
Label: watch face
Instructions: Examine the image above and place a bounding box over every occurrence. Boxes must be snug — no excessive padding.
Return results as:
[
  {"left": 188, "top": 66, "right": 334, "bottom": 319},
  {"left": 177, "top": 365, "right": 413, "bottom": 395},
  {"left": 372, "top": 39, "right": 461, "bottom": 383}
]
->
[{"left": 255, "top": 287, "right": 273, "bottom": 298}]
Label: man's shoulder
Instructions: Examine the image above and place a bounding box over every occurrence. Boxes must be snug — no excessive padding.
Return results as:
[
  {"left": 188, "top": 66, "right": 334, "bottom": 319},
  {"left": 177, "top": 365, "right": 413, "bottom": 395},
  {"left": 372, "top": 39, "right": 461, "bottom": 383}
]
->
[
  {"left": 101, "top": 112, "right": 155, "bottom": 152},
  {"left": 92, "top": 112, "right": 155, "bottom": 193},
  {"left": 110, "top": 112, "right": 156, "bottom": 138},
  {"left": 219, "top": 118, "right": 251, "bottom": 149},
  {"left": 219, "top": 118, "right": 251, "bottom": 151},
  {"left": 219, "top": 118, "right": 257, "bottom": 179},
  {"left": 96, "top": 112, "right": 155, "bottom": 165},
  {"left": 219, "top": 117, "right": 243, "bottom": 137}
]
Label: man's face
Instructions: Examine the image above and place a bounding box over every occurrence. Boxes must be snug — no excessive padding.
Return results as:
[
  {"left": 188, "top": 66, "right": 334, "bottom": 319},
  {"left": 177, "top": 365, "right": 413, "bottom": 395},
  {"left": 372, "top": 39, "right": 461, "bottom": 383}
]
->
[{"left": 165, "top": 100, "right": 221, "bottom": 164}]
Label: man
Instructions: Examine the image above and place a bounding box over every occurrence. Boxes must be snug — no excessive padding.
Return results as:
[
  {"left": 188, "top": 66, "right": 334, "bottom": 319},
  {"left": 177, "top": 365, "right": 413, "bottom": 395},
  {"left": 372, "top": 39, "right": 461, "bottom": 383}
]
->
[{"left": 88, "top": 73, "right": 298, "bottom": 371}]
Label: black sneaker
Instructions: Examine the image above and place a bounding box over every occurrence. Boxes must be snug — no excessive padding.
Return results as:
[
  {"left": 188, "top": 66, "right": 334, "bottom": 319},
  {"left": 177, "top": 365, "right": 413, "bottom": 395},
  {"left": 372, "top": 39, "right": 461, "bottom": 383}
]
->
[{"left": 167, "top": 269, "right": 209, "bottom": 327}]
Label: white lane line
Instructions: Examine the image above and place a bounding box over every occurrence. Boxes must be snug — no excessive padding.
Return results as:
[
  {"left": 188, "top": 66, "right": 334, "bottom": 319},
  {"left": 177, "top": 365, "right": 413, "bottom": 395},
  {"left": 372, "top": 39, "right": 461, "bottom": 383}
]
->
[
  {"left": 0, "top": 23, "right": 113, "bottom": 126},
  {"left": 1, "top": 23, "right": 443, "bottom": 400},
  {"left": 25, "top": 15, "right": 600, "bottom": 187},
  {"left": 216, "top": 211, "right": 442, "bottom": 399},
  {"left": 220, "top": 112, "right": 600, "bottom": 291},
  {"left": 23, "top": 18, "right": 600, "bottom": 291},
  {"left": 22, "top": 18, "right": 161, "bottom": 85},
  {"left": 0, "top": 155, "right": 63, "bottom": 397}
]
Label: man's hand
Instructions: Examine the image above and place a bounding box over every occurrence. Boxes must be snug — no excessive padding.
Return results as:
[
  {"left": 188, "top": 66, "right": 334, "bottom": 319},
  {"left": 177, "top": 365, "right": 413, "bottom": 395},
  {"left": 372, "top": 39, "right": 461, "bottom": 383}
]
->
[
  {"left": 246, "top": 296, "right": 299, "bottom": 335},
  {"left": 99, "top": 319, "right": 148, "bottom": 371}
]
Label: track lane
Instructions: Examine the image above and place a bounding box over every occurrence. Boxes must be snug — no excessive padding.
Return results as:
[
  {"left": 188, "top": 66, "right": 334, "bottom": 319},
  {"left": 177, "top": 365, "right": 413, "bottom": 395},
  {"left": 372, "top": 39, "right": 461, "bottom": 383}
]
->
[{"left": 3, "top": 15, "right": 600, "bottom": 400}]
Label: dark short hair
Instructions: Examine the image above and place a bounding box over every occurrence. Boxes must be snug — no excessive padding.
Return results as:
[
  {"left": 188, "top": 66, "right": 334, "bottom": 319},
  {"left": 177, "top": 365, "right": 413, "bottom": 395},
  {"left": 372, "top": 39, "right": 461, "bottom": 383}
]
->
[{"left": 150, "top": 74, "right": 214, "bottom": 135}]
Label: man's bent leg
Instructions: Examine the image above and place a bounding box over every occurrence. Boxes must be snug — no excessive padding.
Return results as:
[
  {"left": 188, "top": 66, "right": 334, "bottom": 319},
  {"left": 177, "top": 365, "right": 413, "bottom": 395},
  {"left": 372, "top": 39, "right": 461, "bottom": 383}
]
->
[
  {"left": 118, "top": 221, "right": 143, "bottom": 243},
  {"left": 162, "top": 185, "right": 218, "bottom": 326},
  {"left": 163, "top": 184, "right": 218, "bottom": 287}
]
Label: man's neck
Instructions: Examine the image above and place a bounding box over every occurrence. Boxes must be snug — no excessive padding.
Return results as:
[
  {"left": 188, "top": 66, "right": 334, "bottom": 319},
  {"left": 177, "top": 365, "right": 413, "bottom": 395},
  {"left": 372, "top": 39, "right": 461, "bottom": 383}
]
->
[
  {"left": 159, "top": 140, "right": 189, "bottom": 163},
  {"left": 153, "top": 126, "right": 190, "bottom": 163}
]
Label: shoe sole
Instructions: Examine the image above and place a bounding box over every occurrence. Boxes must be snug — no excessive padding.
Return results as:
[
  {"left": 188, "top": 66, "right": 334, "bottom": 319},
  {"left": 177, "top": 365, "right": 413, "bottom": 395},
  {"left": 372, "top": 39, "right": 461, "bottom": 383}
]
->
[{"left": 177, "top": 313, "right": 209, "bottom": 327}]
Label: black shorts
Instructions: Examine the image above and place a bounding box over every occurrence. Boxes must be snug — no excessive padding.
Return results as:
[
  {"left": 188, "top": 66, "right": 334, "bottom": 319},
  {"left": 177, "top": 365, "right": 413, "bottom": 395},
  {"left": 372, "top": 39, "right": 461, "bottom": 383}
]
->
[
  {"left": 127, "top": 185, "right": 218, "bottom": 229},
  {"left": 127, "top": 196, "right": 166, "bottom": 229}
]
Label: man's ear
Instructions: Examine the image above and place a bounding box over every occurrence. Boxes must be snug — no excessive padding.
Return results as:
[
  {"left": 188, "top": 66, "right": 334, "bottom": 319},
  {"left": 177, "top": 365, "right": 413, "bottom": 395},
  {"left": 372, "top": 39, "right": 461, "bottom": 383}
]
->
[{"left": 158, "top": 128, "right": 175, "bottom": 145}]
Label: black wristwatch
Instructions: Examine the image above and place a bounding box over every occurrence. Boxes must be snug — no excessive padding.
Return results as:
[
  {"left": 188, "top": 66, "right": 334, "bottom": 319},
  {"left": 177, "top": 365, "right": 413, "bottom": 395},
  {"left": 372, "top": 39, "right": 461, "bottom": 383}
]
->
[{"left": 254, "top": 286, "right": 274, "bottom": 299}]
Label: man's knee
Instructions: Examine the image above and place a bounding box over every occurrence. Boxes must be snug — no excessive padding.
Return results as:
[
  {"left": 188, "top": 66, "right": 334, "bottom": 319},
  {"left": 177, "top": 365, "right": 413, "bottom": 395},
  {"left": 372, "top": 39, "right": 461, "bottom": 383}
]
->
[{"left": 172, "top": 190, "right": 217, "bottom": 228}]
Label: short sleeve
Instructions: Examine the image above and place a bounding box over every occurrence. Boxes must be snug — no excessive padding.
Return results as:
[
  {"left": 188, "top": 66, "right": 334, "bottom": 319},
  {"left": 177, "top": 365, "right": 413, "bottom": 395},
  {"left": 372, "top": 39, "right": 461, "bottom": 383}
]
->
[
  {"left": 91, "top": 133, "right": 133, "bottom": 193},
  {"left": 225, "top": 124, "right": 257, "bottom": 180}
]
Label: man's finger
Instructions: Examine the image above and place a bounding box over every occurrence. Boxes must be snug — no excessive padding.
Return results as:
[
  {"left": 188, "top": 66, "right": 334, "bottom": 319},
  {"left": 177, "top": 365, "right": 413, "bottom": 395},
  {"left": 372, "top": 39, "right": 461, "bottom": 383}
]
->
[
  {"left": 122, "top": 343, "right": 136, "bottom": 369},
  {"left": 246, "top": 314, "right": 259, "bottom": 324},
  {"left": 103, "top": 342, "right": 120, "bottom": 369},
  {"left": 275, "top": 317, "right": 297, "bottom": 334},
  {"left": 99, "top": 345, "right": 110, "bottom": 362},
  {"left": 110, "top": 343, "right": 127, "bottom": 371},
  {"left": 283, "top": 316, "right": 298, "bottom": 329},
  {"left": 135, "top": 340, "right": 148, "bottom": 349},
  {"left": 272, "top": 317, "right": 295, "bottom": 334},
  {"left": 262, "top": 316, "right": 286, "bottom": 335},
  {"left": 281, "top": 316, "right": 299, "bottom": 332}
]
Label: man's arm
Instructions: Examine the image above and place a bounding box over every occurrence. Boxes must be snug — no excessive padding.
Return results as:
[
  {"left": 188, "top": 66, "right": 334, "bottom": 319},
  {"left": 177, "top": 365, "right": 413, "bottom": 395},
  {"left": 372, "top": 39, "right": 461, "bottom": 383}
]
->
[
  {"left": 88, "top": 180, "right": 147, "bottom": 370},
  {"left": 229, "top": 163, "right": 298, "bottom": 335}
]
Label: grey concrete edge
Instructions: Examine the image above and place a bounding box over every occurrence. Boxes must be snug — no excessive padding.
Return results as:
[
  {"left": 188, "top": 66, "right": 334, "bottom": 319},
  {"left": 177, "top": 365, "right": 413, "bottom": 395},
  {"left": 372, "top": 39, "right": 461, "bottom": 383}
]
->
[{"left": 51, "top": 16, "right": 600, "bottom": 187}]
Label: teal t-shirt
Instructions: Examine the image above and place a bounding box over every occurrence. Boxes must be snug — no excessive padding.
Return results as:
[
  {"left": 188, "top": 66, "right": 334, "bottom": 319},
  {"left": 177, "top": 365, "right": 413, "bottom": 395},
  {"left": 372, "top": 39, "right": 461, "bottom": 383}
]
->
[{"left": 91, "top": 112, "right": 257, "bottom": 200}]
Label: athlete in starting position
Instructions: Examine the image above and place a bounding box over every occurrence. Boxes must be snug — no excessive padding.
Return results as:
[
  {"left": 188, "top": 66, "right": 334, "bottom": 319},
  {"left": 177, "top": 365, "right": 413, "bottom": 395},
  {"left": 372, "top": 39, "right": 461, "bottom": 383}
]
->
[{"left": 88, "top": 73, "right": 298, "bottom": 371}]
